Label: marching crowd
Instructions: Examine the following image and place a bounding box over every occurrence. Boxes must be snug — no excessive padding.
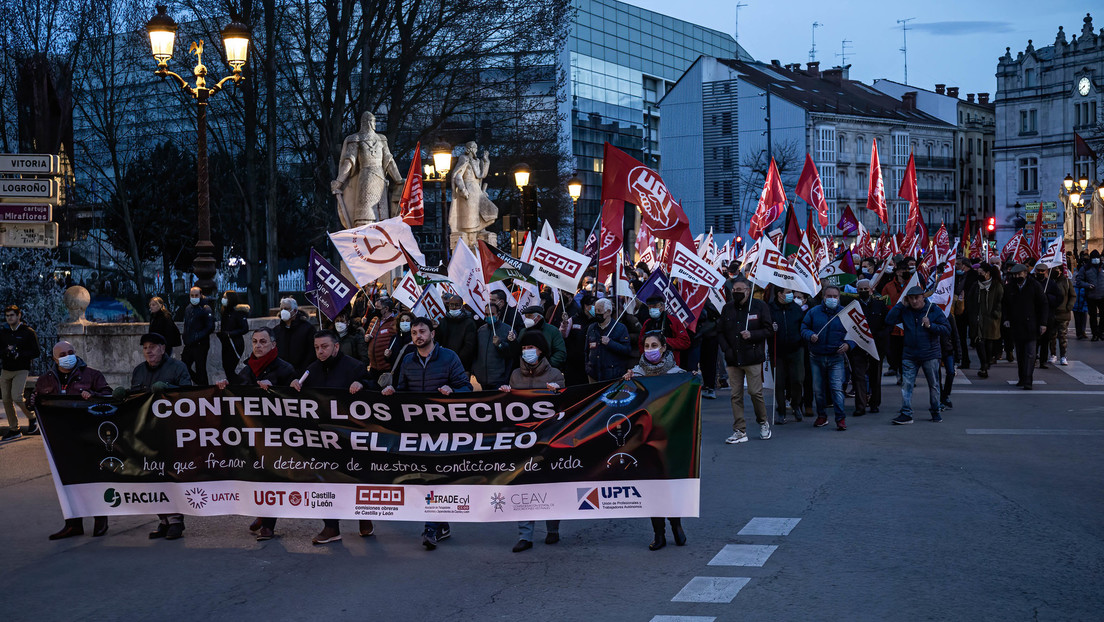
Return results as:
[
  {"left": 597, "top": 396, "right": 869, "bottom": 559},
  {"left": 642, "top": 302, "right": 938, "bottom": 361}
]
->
[{"left": 2, "top": 246, "right": 1101, "bottom": 553}]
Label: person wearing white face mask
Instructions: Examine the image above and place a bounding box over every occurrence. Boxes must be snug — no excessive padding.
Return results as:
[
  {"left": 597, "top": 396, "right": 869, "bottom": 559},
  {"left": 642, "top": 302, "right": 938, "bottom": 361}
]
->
[
  {"left": 273, "top": 297, "right": 317, "bottom": 375},
  {"left": 1074, "top": 249, "right": 1104, "bottom": 341},
  {"left": 435, "top": 295, "right": 478, "bottom": 372},
  {"left": 30, "top": 341, "right": 112, "bottom": 538},
  {"left": 800, "top": 285, "right": 856, "bottom": 431},
  {"left": 216, "top": 290, "right": 250, "bottom": 385},
  {"left": 767, "top": 287, "right": 806, "bottom": 425},
  {"left": 332, "top": 311, "right": 367, "bottom": 363},
  {"left": 180, "top": 286, "right": 214, "bottom": 385},
  {"left": 499, "top": 331, "right": 563, "bottom": 552},
  {"left": 519, "top": 305, "right": 567, "bottom": 370}
]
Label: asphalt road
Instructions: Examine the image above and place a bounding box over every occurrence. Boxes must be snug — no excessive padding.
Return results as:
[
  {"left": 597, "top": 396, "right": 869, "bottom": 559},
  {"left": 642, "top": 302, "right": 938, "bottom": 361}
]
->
[{"left": 2, "top": 337, "right": 1103, "bottom": 621}]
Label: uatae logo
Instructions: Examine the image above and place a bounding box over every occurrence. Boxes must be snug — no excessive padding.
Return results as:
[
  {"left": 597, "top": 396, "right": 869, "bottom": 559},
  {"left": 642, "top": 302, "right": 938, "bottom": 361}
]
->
[
  {"left": 184, "top": 487, "right": 208, "bottom": 509},
  {"left": 577, "top": 486, "right": 643, "bottom": 510}
]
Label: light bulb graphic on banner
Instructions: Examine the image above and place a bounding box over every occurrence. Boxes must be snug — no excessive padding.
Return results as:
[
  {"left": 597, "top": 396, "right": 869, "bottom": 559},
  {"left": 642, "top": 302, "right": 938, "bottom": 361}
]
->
[
  {"left": 605, "top": 414, "right": 638, "bottom": 469},
  {"left": 98, "top": 421, "right": 119, "bottom": 452}
]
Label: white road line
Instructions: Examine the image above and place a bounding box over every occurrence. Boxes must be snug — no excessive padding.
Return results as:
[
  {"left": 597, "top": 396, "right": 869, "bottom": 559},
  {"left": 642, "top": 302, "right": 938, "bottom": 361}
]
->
[
  {"left": 671, "top": 577, "right": 751, "bottom": 603},
  {"left": 650, "top": 617, "right": 717, "bottom": 622},
  {"left": 738, "top": 517, "right": 801, "bottom": 536},
  {"left": 955, "top": 389, "right": 1104, "bottom": 395},
  {"left": 966, "top": 429, "right": 1104, "bottom": 436},
  {"left": 954, "top": 369, "right": 972, "bottom": 385},
  {"left": 708, "top": 544, "right": 778, "bottom": 567},
  {"left": 1006, "top": 380, "right": 1047, "bottom": 385},
  {"left": 1056, "top": 361, "right": 1104, "bottom": 385}
]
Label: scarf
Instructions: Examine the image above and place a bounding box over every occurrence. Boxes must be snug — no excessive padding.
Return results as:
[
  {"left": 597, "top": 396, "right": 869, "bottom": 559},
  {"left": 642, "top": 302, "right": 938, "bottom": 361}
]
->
[
  {"left": 637, "top": 350, "right": 676, "bottom": 376},
  {"left": 247, "top": 347, "right": 279, "bottom": 377},
  {"left": 979, "top": 278, "right": 992, "bottom": 291}
]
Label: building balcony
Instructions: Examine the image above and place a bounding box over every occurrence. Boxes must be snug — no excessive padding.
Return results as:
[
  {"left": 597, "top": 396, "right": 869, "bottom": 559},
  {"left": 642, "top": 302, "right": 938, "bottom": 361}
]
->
[
  {"left": 915, "top": 156, "right": 955, "bottom": 169},
  {"left": 838, "top": 152, "right": 852, "bottom": 164},
  {"left": 919, "top": 189, "right": 956, "bottom": 202}
]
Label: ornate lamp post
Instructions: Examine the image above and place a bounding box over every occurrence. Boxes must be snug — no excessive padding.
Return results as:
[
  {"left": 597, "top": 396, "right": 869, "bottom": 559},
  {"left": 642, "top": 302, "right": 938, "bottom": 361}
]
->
[
  {"left": 567, "top": 175, "right": 582, "bottom": 249},
  {"left": 145, "top": 5, "right": 250, "bottom": 295},
  {"left": 1061, "top": 173, "right": 1104, "bottom": 258},
  {"left": 512, "top": 163, "right": 531, "bottom": 254},
  {"left": 423, "top": 142, "right": 452, "bottom": 264}
]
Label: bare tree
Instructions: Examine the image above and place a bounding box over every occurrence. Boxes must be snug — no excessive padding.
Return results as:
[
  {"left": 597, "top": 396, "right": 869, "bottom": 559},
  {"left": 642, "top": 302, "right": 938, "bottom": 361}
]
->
[{"left": 739, "top": 138, "right": 802, "bottom": 233}]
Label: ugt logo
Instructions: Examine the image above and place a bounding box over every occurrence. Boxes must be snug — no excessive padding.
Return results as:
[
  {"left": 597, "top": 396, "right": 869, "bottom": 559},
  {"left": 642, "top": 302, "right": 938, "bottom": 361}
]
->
[{"left": 628, "top": 166, "right": 678, "bottom": 232}]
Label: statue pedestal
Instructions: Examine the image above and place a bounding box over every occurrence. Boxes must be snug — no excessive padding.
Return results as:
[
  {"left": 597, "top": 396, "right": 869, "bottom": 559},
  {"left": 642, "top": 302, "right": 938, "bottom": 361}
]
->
[{"left": 450, "top": 230, "right": 497, "bottom": 254}]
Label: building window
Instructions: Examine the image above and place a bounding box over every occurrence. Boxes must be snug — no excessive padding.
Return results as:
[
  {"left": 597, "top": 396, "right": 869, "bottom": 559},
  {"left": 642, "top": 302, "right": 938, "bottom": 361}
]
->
[
  {"left": 1025, "top": 68, "right": 1035, "bottom": 87},
  {"left": 820, "top": 163, "right": 837, "bottom": 225},
  {"left": 925, "top": 144, "right": 933, "bottom": 159},
  {"left": 815, "top": 126, "right": 836, "bottom": 162},
  {"left": 892, "top": 132, "right": 909, "bottom": 166},
  {"left": 1019, "top": 109, "right": 1037, "bottom": 134},
  {"left": 1018, "top": 157, "right": 1038, "bottom": 193},
  {"left": 856, "top": 136, "right": 866, "bottom": 158}
]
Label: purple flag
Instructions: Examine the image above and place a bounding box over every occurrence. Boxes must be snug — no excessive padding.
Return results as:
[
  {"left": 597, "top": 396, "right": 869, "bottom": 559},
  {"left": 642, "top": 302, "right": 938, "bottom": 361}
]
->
[
  {"left": 307, "top": 248, "right": 357, "bottom": 322},
  {"left": 634, "top": 268, "right": 694, "bottom": 330},
  {"left": 836, "top": 204, "right": 859, "bottom": 236}
]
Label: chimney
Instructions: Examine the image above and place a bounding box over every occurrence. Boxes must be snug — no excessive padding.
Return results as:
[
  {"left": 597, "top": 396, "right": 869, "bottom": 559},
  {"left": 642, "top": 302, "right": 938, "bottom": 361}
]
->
[
  {"left": 806, "top": 61, "right": 820, "bottom": 77},
  {"left": 935, "top": 84, "right": 946, "bottom": 95},
  {"left": 771, "top": 59, "right": 782, "bottom": 67},
  {"left": 967, "top": 93, "right": 975, "bottom": 103},
  {"left": 823, "top": 68, "right": 844, "bottom": 84},
  {"left": 947, "top": 87, "right": 960, "bottom": 98},
  {"left": 978, "top": 92, "right": 990, "bottom": 104},
  {"left": 901, "top": 91, "right": 917, "bottom": 110},
  {"left": 784, "top": 63, "right": 800, "bottom": 72}
]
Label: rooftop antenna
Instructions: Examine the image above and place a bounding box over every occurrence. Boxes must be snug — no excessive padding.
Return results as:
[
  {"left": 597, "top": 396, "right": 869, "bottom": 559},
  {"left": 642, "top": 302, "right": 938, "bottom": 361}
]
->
[
  {"left": 897, "top": 17, "right": 915, "bottom": 84},
  {"left": 734, "top": 2, "right": 748, "bottom": 42},
  {"left": 809, "top": 21, "right": 822, "bottom": 62},
  {"left": 836, "top": 39, "right": 853, "bottom": 66}
]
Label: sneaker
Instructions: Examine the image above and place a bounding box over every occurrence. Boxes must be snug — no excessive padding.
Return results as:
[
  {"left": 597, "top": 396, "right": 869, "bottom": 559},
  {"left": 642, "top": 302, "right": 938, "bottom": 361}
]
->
[
  {"left": 759, "top": 422, "right": 771, "bottom": 440},
  {"left": 724, "top": 431, "right": 748, "bottom": 444},
  {"left": 701, "top": 389, "right": 716, "bottom": 399},
  {"left": 0, "top": 430, "right": 22, "bottom": 443},
  {"left": 24, "top": 419, "right": 39, "bottom": 435},
  {"left": 1060, "top": 357, "right": 1069, "bottom": 366},
  {"left": 1048, "top": 355, "right": 1057, "bottom": 364},
  {"left": 836, "top": 418, "right": 847, "bottom": 431},
  {"left": 165, "top": 523, "right": 185, "bottom": 540},
  {"left": 256, "top": 527, "right": 274, "bottom": 541},
  {"left": 359, "top": 520, "right": 374, "bottom": 537},
  {"left": 436, "top": 524, "right": 451, "bottom": 541},
  {"left": 892, "top": 413, "right": 914, "bottom": 425},
  {"left": 813, "top": 415, "right": 829, "bottom": 427},
  {"left": 931, "top": 412, "right": 943, "bottom": 423},
  {"left": 312, "top": 527, "right": 342, "bottom": 545},
  {"left": 422, "top": 529, "right": 438, "bottom": 550},
  {"left": 941, "top": 400, "right": 953, "bottom": 409}
]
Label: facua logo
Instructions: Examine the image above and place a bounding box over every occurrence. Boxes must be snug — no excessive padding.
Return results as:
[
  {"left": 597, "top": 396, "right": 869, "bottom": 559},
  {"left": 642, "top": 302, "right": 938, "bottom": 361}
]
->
[
  {"left": 185, "top": 487, "right": 208, "bottom": 510},
  {"left": 104, "top": 487, "right": 169, "bottom": 506},
  {"left": 356, "top": 485, "right": 405, "bottom": 506}
]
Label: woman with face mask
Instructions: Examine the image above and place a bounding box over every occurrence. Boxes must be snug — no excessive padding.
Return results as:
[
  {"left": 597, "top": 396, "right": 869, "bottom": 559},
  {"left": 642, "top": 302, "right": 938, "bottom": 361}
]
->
[
  {"left": 384, "top": 312, "right": 416, "bottom": 371},
  {"left": 624, "top": 333, "right": 688, "bottom": 550},
  {"left": 332, "top": 311, "right": 368, "bottom": 363},
  {"left": 147, "top": 297, "right": 182, "bottom": 358},
  {"left": 216, "top": 291, "right": 250, "bottom": 385},
  {"left": 499, "top": 331, "right": 564, "bottom": 553}
]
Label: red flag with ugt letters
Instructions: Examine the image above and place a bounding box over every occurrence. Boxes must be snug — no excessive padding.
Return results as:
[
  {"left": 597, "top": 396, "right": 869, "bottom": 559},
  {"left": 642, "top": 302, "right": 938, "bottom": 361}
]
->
[
  {"left": 795, "top": 154, "right": 829, "bottom": 228},
  {"left": 748, "top": 158, "right": 786, "bottom": 240},
  {"left": 866, "top": 140, "right": 888, "bottom": 225},
  {"left": 601, "top": 143, "right": 690, "bottom": 239},
  {"left": 398, "top": 142, "right": 424, "bottom": 226}
]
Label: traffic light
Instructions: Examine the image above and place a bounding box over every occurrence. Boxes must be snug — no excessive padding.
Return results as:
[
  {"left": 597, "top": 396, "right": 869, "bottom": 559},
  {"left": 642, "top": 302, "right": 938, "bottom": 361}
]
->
[
  {"left": 735, "top": 236, "right": 744, "bottom": 252},
  {"left": 986, "top": 217, "right": 996, "bottom": 240}
]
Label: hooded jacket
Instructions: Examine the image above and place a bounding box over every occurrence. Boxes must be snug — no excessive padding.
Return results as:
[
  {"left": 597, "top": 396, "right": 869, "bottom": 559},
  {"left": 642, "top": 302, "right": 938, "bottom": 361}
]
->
[
  {"left": 29, "top": 358, "right": 111, "bottom": 410},
  {"left": 801, "top": 303, "right": 856, "bottom": 356},
  {"left": 1075, "top": 251, "right": 1104, "bottom": 300},
  {"left": 0, "top": 321, "right": 39, "bottom": 371}
]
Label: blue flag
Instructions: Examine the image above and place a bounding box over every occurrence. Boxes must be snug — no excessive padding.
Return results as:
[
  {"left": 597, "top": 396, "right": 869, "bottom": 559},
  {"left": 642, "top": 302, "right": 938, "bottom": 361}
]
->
[{"left": 307, "top": 248, "right": 358, "bottom": 322}]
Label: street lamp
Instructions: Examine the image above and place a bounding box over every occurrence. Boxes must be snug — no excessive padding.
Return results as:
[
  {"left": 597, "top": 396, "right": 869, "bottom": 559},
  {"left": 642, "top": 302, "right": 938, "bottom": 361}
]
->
[
  {"left": 512, "top": 163, "right": 531, "bottom": 253},
  {"left": 1060, "top": 172, "right": 1104, "bottom": 258},
  {"left": 567, "top": 176, "right": 582, "bottom": 249},
  {"left": 145, "top": 5, "right": 249, "bottom": 295},
  {"left": 428, "top": 142, "right": 452, "bottom": 263}
]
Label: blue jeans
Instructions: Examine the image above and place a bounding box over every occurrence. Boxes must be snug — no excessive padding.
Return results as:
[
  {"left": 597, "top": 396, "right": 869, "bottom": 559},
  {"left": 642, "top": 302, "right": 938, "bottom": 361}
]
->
[
  {"left": 810, "top": 353, "right": 846, "bottom": 421},
  {"left": 901, "top": 358, "right": 941, "bottom": 417},
  {"left": 518, "top": 520, "right": 560, "bottom": 541}
]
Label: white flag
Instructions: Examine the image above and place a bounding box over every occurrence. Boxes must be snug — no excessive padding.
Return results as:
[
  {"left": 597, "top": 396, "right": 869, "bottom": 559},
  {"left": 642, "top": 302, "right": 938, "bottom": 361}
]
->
[
  {"left": 746, "top": 235, "right": 810, "bottom": 293},
  {"left": 1039, "top": 235, "right": 1064, "bottom": 269},
  {"left": 540, "top": 220, "right": 558, "bottom": 242},
  {"left": 529, "top": 235, "right": 592, "bottom": 292},
  {"left": 328, "top": 217, "right": 425, "bottom": 286},
  {"left": 929, "top": 255, "right": 956, "bottom": 318},
  {"left": 838, "top": 300, "right": 880, "bottom": 359},
  {"left": 393, "top": 272, "right": 447, "bottom": 320},
  {"left": 671, "top": 242, "right": 723, "bottom": 289},
  {"left": 788, "top": 228, "right": 822, "bottom": 296},
  {"left": 447, "top": 241, "right": 490, "bottom": 318}
]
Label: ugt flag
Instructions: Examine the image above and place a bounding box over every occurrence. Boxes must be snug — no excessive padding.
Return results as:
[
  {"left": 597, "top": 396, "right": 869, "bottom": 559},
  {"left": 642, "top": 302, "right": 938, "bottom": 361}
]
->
[{"left": 307, "top": 248, "right": 358, "bottom": 322}]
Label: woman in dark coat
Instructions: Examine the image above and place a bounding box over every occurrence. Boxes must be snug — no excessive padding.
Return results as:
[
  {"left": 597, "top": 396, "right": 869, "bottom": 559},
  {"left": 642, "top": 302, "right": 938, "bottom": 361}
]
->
[{"left": 148, "top": 297, "right": 182, "bottom": 357}]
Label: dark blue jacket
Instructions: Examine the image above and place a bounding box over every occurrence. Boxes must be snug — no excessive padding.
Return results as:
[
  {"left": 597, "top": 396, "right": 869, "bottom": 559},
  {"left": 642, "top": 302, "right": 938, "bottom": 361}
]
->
[
  {"left": 394, "top": 343, "right": 473, "bottom": 393},
  {"left": 801, "top": 304, "right": 856, "bottom": 356},
  {"left": 301, "top": 351, "right": 368, "bottom": 390},
  {"left": 585, "top": 320, "right": 631, "bottom": 381},
  {"left": 767, "top": 300, "right": 805, "bottom": 355},
  {"left": 885, "top": 301, "right": 951, "bottom": 362},
  {"left": 182, "top": 298, "right": 215, "bottom": 347}
]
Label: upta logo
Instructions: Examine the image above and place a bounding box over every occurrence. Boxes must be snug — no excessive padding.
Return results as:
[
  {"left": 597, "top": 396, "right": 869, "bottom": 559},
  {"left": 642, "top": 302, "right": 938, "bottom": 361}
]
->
[
  {"left": 577, "top": 486, "right": 642, "bottom": 510},
  {"left": 105, "top": 488, "right": 121, "bottom": 507}
]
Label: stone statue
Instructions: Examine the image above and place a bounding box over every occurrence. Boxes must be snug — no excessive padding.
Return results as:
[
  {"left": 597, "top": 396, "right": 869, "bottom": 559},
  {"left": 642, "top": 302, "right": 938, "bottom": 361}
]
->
[
  {"left": 449, "top": 141, "right": 499, "bottom": 249},
  {"left": 331, "top": 112, "right": 404, "bottom": 229}
]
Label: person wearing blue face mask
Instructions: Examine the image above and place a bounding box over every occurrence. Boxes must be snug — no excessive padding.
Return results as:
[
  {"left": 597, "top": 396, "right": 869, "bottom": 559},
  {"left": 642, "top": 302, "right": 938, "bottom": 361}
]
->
[
  {"left": 767, "top": 287, "right": 806, "bottom": 424},
  {"left": 801, "top": 285, "right": 856, "bottom": 431}
]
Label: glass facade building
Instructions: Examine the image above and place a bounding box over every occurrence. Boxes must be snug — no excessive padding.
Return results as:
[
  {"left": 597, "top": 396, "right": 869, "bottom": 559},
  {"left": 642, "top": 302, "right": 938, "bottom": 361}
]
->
[{"left": 566, "top": 0, "right": 751, "bottom": 243}]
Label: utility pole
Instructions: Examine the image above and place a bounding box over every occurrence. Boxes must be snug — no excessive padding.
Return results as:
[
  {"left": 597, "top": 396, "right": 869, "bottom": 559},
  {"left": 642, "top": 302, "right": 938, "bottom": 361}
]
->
[
  {"left": 809, "top": 21, "right": 822, "bottom": 63},
  {"left": 897, "top": 17, "right": 915, "bottom": 84},
  {"left": 734, "top": 2, "right": 748, "bottom": 42},
  {"left": 836, "top": 39, "right": 853, "bottom": 67}
]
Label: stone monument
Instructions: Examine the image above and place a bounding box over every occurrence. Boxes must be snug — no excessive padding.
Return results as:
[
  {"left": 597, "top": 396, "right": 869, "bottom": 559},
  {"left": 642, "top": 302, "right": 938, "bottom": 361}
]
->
[
  {"left": 449, "top": 141, "right": 499, "bottom": 250},
  {"left": 331, "top": 111, "right": 404, "bottom": 229}
]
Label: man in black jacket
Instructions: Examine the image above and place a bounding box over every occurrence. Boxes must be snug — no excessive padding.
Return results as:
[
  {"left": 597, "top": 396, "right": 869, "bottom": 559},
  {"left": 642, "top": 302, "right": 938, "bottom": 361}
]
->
[
  {"left": 1, "top": 305, "right": 40, "bottom": 440},
  {"left": 718, "top": 279, "right": 773, "bottom": 444},
  {"left": 292, "top": 330, "right": 370, "bottom": 545},
  {"left": 767, "top": 288, "right": 805, "bottom": 424},
  {"left": 274, "top": 297, "right": 317, "bottom": 375},
  {"left": 436, "top": 295, "right": 478, "bottom": 371},
  {"left": 181, "top": 286, "right": 215, "bottom": 385},
  {"left": 1002, "top": 264, "right": 1049, "bottom": 389},
  {"left": 849, "top": 279, "right": 889, "bottom": 415}
]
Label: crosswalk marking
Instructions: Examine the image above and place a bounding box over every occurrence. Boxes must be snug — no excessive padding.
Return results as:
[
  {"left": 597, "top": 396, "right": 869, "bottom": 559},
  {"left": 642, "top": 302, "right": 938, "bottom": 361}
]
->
[
  {"left": 967, "top": 429, "right": 1104, "bottom": 436},
  {"left": 738, "top": 517, "right": 801, "bottom": 536},
  {"left": 708, "top": 544, "right": 778, "bottom": 567},
  {"left": 671, "top": 577, "right": 750, "bottom": 603},
  {"left": 1055, "top": 361, "right": 1104, "bottom": 385},
  {"left": 650, "top": 617, "right": 717, "bottom": 622},
  {"left": 1006, "top": 380, "right": 1047, "bottom": 385}
]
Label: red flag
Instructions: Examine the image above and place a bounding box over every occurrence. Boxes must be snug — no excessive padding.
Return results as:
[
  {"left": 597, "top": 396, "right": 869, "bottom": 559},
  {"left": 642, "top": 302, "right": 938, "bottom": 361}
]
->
[
  {"left": 806, "top": 213, "right": 825, "bottom": 267},
  {"left": 748, "top": 158, "right": 786, "bottom": 239},
  {"left": 866, "top": 139, "right": 888, "bottom": 224},
  {"left": 1029, "top": 203, "right": 1045, "bottom": 257},
  {"left": 1075, "top": 132, "right": 1098, "bottom": 160},
  {"left": 398, "top": 142, "right": 424, "bottom": 226},
  {"left": 783, "top": 206, "right": 802, "bottom": 256},
  {"left": 795, "top": 154, "right": 829, "bottom": 228},
  {"left": 598, "top": 199, "right": 623, "bottom": 288},
  {"left": 900, "top": 153, "right": 919, "bottom": 240},
  {"left": 635, "top": 220, "right": 654, "bottom": 260},
  {"left": 934, "top": 224, "right": 951, "bottom": 259},
  {"left": 601, "top": 143, "right": 689, "bottom": 239},
  {"left": 971, "top": 228, "right": 984, "bottom": 259},
  {"left": 917, "top": 213, "right": 930, "bottom": 253}
]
